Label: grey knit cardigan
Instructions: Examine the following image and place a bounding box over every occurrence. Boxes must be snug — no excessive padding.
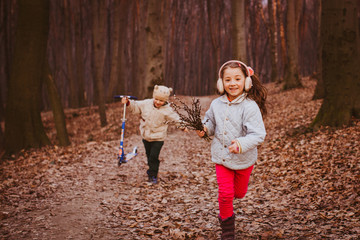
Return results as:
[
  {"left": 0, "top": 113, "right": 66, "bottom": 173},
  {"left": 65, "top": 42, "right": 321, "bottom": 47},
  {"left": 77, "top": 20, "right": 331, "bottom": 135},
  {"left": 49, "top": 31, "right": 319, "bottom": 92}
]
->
[{"left": 203, "top": 93, "right": 266, "bottom": 170}]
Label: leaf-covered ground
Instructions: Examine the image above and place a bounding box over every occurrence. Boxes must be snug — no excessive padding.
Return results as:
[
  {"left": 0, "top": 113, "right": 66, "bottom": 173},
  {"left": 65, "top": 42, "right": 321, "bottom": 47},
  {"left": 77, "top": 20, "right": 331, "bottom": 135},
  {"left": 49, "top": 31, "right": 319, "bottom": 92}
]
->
[{"left": 0, "top": 78, "right": 359, "bottom": 239}]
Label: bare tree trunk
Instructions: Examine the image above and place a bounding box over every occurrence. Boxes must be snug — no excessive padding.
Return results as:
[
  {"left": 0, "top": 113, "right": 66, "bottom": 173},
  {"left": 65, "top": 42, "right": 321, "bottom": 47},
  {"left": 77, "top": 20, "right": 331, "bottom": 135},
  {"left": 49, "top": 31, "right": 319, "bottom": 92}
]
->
[
  {"left": 312, "top": 0, "right": 360, "bottom": 128},
  {"left": 107, "top": 0, "right": 122, "bottom": 100},
  {"left": 44, "top": 67, "right": 70, "bottom": 146},
  {"left": 134, "top": 0, "right": 165, "bottom": 99},
  {"left": 132, "top": 1, "right": 147, "bottom": 99},
  {"left": 108, "top": 0, "right": 131, "bottom": 100},
  {"left": 231, "top": 0, "right": 247, "bottom": 62},
  {"left": 0, "top": 0, "right": 15, "bottom": 122},
  {"left": 74, "top": 1, "right": 86, "bottom": 107},
  {"left": 248, "top": 1, "right": 260, "bottom": 68},
  {"left": 283, "top": 0, "right": 303, "bottom": 90},
  {"left": 0, "top": 124, "right": 3, "bottom": 155},
  {"left": 268, "top": 0, "right": 278, "bottom": 82},
  {"left": 144, "top": 0, "right": 165, "bottom": 96},
  {"left": 64, "top": 0, "right": 78, "bottom": 108},
  {"left": 276, "top": 0, "right": 286, "bottom": 82},
  {"left": 0, "top": 87, "right": 3, "bottom": 122},
  {"left": 91, "top": 0, "right": 107, "bottom": 127},
  {"left": 312, "top": 0, "right": 324, "bottom": 100},
  {"left": 207, "top": 0, "right": 220, "bottom": 67},
  {"left": 4, "top": 0, "right": 51, "bottom": 155},
  {"left": 116, "top": 1, "right": 133, "bottom": 97}
]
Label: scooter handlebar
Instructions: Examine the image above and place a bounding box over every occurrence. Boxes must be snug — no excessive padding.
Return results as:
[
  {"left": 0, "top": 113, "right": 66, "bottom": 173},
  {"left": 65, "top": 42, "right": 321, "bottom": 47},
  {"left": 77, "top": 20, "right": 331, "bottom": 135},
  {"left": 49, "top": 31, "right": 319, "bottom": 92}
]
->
[{"left": 113, "top": 95, "right": 138, "bottom": 100}]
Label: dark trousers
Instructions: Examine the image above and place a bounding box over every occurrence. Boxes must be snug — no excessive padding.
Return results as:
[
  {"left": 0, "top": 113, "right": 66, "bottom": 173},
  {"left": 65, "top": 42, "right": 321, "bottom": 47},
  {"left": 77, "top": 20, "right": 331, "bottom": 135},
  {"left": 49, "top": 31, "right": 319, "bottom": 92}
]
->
[{"left": 142, "top": 139, "right": 164, "bottom": 177}]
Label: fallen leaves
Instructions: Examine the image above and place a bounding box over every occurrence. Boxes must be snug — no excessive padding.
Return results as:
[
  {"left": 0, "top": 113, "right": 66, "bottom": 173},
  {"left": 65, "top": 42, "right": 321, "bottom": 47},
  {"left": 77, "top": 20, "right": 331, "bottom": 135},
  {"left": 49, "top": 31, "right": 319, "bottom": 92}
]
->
[{"left": 0, "top": 78, "right": 359, "bottom": 239}]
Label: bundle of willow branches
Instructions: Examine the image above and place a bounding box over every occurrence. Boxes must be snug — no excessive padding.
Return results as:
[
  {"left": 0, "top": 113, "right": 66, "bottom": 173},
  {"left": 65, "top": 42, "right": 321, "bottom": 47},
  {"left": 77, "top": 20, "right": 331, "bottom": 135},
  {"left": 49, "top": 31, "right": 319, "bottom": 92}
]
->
[{"left": 171, "top": 96, "right": 211, "bottom": 141}]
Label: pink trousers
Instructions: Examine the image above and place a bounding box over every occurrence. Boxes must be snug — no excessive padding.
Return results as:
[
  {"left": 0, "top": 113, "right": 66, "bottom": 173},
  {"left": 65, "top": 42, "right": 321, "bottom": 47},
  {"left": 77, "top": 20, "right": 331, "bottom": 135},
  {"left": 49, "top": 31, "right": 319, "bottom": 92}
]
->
[{"left": 216, "top": 164, "right": 254, "bottom": 220}]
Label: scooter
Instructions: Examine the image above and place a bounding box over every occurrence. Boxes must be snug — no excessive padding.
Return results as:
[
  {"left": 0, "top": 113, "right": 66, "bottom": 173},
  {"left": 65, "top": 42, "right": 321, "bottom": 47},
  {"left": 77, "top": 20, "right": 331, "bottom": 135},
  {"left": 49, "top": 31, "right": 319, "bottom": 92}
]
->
[{"left": 113, "top": 95, "right": 138, "bottom": 166}]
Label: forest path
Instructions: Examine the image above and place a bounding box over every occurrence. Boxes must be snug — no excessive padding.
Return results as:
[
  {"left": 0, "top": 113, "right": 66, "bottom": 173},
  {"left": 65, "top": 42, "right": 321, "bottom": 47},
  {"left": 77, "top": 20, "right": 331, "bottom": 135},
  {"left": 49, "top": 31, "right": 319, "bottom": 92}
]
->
[
  {"left": 1, "top": 132, "right": 222, "bottom": 240},
  {"left": 1, "top": 79, "right": 359, "bottom": 239}
]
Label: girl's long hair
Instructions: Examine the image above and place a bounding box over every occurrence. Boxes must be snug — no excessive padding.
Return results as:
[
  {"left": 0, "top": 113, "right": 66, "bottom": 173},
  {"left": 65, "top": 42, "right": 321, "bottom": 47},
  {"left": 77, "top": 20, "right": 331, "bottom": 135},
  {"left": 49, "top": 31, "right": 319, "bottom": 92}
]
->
[
  {"left": 219, "top": 62, "right": 268, "bottom": 117},
  {"left": 247, "top": 74, "right": 267, "bottom": 117}
]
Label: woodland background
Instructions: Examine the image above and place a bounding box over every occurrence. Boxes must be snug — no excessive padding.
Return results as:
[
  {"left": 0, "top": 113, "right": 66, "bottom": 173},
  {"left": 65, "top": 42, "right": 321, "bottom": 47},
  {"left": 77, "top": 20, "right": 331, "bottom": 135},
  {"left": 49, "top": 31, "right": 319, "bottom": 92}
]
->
[
  {"left": 0, "top": 0, "right": 359, "bottom": 239},
  {"left": 1, "top": 0, "right": 321, "bottom": 106},
  {"left": 1, "top": 0, "right": 341, "bottom": 155},
  {"left": 1, "top": 0, "right": 359, "bottom": 154}
]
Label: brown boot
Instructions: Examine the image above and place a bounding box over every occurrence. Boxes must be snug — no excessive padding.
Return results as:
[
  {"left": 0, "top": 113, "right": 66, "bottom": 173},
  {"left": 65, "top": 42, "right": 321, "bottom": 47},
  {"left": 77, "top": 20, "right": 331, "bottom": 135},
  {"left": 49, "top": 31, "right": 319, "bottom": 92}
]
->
[{"left": 218, "top": 213, "right": 235, "bottom": 240}]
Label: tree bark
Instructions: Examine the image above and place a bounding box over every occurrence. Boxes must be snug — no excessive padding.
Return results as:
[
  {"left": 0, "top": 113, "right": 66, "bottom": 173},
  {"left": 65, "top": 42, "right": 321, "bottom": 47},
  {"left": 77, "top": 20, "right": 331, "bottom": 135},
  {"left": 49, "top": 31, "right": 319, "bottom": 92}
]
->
[
  {"left": 74, "top": 0, "right": 86, "bottom": 107},
  {"left": 134, "top": 0, "right": 165, "bottom": 99},
  {"left": 208, "top": 0, "right": 221, "bottom": 67},
  {"left": 0, "top": 81, "right": 4, "bottom": 122},
  {"left": 107, "top": 0, "right": 129, "bottom": 100},
  {"left": 64, "top": 0, "right": 78, "bottom": 108},
  {"left": 0, "top": 124, "right": 3, "bottom": 155},
  {"left": 248, "top": 1, "right": 259, "bottom": 68},
  {"left": 312, "top": 0, "right": 360, "bottom": 128},
  {"left": 0, "top": 0, "right": 16, "bottom": 122},
  {"left": 4, "top": 0, "right": 51, "bottom": 154},
  {"left": 268, "top": 0, "right": 278, "bottom": 82},
  {"left": 276, "top": 0, "right": 286, "bottom": 82},
  {"left": 312, "top": 0, "right": 324, "bottom": 100},
  {"left": 91, "top": 0, "right": 107, "bottom": 127},
  {"left": 231, "top": 0, "right": 247, "bottom": 61},
  {"left": 45, "top": 69, "right": 70, "bottom": 146},
  {"left": 143, "top": 0, "right": 165, "bottom": 97},
  {"left": 283, "top": 0, "right": 303, "bottom": 90}
]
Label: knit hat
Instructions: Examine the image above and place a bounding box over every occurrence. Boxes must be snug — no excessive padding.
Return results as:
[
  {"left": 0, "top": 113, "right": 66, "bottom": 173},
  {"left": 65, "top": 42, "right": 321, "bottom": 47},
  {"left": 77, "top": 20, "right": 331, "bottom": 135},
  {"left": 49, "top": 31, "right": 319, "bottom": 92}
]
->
[{"left": 153, "top": 85, "right": 173, "bottom": 101}]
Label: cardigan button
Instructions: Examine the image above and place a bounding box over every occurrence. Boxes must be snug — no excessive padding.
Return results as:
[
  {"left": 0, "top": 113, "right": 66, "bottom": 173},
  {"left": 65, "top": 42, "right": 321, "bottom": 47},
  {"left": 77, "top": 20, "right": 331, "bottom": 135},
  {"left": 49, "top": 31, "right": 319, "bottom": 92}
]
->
[{"left": 222, "top": 159, "right": 225, "bottom": 162}]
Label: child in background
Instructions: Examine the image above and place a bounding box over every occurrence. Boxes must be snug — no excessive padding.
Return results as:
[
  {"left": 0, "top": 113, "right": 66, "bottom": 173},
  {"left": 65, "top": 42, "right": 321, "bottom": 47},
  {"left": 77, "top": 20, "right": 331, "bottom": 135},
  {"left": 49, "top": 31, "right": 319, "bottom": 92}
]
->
[
  {"left": 121, "top": 85, "right": 184, "bottom": 184},
  {"left": 196, "top": 60, "right": 267, "bottom": 239}
]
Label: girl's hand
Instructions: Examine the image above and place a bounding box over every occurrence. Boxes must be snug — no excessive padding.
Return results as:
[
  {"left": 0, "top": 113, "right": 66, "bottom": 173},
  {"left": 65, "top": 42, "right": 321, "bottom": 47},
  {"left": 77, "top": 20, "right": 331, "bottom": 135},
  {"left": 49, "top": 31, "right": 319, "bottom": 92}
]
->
[
  {"left": 121, "top": 97, "right": 129, "bottom": 104},
  {"left": 229, "top": 140, "right": 240, "bottom": 154},
  {"left": 196, "top": 126, "right": 207, "bottom": 138}
]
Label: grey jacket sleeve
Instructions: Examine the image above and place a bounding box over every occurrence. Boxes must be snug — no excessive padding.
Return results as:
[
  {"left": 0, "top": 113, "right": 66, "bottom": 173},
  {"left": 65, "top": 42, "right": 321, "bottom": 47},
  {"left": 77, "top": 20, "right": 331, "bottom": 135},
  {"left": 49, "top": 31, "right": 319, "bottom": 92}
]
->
[
  {"left": 203, "top": 103, "right": 216, "bottom": 136},
  {"left": 236, "top": 101, "right": 266, "bottom": 153}
]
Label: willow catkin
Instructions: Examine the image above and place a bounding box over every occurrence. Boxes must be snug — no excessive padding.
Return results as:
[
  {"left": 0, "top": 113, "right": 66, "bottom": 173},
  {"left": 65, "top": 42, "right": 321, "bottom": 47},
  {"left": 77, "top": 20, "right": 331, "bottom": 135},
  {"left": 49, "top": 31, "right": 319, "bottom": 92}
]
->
[{"left": 171, "top": 96, "right": 211, "bottom": 141}]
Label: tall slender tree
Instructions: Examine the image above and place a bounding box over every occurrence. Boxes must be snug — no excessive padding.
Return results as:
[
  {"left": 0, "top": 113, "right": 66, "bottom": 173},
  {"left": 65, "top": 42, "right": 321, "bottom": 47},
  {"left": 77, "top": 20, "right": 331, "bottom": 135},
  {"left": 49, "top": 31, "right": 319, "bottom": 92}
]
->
[
  {"left": 64, "top": 0, "right": 78, "bottom": 108},
  {"left": 283, "top": 0, "right": 303, "bottom": 90},
  {"left": 276, "top": 0, "right": 287, "bottom": 82},
  {"left": 74, "top": 1, "right": 86, "bottom": 107},
  {"left": 0, "top": 84, "right": 4, "bottom": 122},
  {"left": 91, "top": 0, "right": 107, "bottom": 127},
  {"left": 144, "top": 0, "right": 165, "bottom": 97},
  {"left": 4, "top": 0, "right": 51, "bottom": 154},
  {"left": 231, "top": 0, "right": 247, "bottom": 62},
  {"left": 268, "top": 0, "right": 278, "bottom": 82},
  {"left": 312, "top": 0, "right": 360, "bottom": 128},
  {"left": 107, "top": 0, "right": 124, "bottom": 100},
  {"left": 312, "top": 0, "right": 324, "bottom": 100},
  {"left": 44, "top": 64, "right": 70, "bottom": 146}
]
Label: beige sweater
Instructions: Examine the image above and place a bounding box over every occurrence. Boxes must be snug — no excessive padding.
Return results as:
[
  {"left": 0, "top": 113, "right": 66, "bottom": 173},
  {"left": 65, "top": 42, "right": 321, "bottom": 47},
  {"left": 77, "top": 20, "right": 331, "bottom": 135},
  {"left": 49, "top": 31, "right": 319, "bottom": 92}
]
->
[{"left": 129, "top": 99, "right": 180, "bottom": 141}]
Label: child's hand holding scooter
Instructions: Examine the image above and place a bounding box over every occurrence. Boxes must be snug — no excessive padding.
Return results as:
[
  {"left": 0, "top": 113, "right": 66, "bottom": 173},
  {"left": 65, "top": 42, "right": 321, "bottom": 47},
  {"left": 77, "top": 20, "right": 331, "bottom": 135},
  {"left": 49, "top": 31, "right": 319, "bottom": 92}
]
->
[{"left": 121, "top": 97, "right": 129, "bottom": 105}]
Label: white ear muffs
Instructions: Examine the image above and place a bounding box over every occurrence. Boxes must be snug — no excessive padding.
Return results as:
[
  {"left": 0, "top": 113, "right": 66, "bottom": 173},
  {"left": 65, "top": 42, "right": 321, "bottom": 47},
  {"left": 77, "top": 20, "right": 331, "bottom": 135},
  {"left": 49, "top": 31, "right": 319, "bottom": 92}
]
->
[
  {"left": 217, "top": 60, "right": 254, "bottom": 93},
  {"left": 217, "top": 78, "right": 224, "bottom": 94},
  {"left": 244, "top": 76, "right": 252, "bottom": 92}
]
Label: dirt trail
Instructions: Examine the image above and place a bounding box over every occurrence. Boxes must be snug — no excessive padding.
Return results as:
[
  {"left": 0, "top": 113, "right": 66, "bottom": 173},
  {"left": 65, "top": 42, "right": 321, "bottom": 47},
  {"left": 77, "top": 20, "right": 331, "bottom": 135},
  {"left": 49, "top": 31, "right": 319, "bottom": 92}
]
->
[
  {"left": 1, "top": 131, "right": 222, "bottom": 240},
  {"left": 1, "top": 80, "right": 359, "bottom": 239}
]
